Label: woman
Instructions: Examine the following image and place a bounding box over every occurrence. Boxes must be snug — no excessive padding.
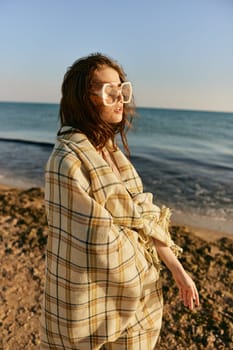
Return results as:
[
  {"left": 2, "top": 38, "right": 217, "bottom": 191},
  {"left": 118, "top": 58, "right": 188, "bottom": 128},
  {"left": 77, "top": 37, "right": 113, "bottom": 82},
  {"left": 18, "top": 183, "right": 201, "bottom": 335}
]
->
[{"left": 40, "top": 53, "right": 199, "bottom": 349}]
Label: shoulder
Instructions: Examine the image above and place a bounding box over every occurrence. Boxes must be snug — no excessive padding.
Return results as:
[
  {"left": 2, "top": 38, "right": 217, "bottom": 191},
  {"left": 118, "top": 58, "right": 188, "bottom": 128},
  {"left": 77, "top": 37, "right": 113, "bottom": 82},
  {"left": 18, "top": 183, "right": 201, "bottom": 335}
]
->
[{"left": 46, "top": 140, "right": 81, "bottom": 172}]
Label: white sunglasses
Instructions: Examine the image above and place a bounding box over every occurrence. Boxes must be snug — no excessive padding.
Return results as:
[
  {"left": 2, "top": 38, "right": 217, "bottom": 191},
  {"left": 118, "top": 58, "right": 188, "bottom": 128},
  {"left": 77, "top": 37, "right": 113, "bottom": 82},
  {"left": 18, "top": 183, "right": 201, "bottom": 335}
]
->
[{"left": 91, "top": 81, "right": 132, "bottom": 106}]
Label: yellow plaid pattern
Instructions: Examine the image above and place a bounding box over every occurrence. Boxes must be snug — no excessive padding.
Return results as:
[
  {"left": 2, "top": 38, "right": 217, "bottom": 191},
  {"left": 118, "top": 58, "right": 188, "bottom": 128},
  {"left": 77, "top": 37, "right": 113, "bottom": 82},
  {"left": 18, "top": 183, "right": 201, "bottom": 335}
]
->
[{"left": 40, "top": 129, "right": 180, "bottom": 349}]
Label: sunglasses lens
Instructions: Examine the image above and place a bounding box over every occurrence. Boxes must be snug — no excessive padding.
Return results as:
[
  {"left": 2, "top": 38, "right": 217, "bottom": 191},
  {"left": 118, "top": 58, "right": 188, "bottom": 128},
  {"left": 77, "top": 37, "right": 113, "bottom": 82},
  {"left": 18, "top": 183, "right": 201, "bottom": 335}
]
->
[
  {"left": 121, "top": 83, "right": 132, "bottom": 103},
  {"left": 103, "top": 85, "right": 118, "bottom": 105},
  {"left": 103, "top": 82, "right": 132, "bottom": 105}
]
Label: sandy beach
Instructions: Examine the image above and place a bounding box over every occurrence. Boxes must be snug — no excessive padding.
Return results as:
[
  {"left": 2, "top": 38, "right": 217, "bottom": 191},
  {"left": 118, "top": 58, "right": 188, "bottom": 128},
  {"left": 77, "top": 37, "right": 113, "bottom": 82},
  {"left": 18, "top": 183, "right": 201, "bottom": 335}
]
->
[{"left": 0, "top": 185, "right": 232, "bottom": 349}]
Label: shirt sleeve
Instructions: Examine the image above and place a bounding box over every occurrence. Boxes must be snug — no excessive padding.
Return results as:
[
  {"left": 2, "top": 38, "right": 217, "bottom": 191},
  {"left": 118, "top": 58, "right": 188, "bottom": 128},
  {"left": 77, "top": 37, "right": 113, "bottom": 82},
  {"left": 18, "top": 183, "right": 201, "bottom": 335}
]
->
[{"left": 42, "top": 151, "right": 149, "bottom": 348}]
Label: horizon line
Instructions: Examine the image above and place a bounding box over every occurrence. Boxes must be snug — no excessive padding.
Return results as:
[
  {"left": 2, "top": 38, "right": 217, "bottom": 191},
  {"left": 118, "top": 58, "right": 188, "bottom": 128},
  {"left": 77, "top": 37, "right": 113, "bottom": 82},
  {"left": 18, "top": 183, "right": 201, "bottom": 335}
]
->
[{"left": 0, "top": 99, "right": 233, "bottom": 114}]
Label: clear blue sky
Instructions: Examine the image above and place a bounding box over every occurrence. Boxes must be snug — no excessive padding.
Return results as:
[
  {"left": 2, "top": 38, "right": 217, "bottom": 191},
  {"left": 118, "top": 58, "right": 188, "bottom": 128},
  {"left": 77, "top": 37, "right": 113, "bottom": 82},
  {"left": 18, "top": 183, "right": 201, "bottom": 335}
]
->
[{"left": 1, "top": 0, "right": 233, "bottom": 112}]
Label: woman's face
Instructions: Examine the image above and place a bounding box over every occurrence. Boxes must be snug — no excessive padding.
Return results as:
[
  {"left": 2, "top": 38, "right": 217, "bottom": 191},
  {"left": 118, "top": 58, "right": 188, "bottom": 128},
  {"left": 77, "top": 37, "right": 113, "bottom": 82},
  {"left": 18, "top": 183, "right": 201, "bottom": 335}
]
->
[{"left": 90, "top": 66, "right": 124, "bottom": 123}]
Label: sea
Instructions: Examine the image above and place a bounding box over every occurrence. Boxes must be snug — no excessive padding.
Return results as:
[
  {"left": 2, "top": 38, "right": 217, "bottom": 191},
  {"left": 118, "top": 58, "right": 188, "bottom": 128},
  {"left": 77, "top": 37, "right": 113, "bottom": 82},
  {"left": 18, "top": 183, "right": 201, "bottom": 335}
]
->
[{"left": 0, "top": 101, "right": 232, "bottom": 235}]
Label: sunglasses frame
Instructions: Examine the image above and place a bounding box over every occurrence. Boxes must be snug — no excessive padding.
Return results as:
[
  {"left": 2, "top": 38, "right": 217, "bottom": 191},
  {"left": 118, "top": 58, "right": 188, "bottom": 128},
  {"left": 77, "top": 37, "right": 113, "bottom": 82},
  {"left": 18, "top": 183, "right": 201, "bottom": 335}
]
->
[{"left": 91, "top": 81, "right": 132, "bottom": 106}]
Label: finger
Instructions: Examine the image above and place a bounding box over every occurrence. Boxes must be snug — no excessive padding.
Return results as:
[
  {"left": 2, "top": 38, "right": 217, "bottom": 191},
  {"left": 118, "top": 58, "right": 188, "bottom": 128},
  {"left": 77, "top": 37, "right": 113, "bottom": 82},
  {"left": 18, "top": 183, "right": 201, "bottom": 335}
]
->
[
  {"left": 189, "top": 287, "right": 199, "bottom": 310},
  {"left": 189, "top": 296, "right": 194, "bottom": 310},
  {"left": 184, "top": 290, "right": 189, "bottom": 307},
  {"left": 194, "top": 289, "right": 200, "bottom": 306},
  {"left": 191, "top": 283, "right": 199, "bottom": 306},
  {"left": 186, "top": 288, "right": 194, "bottom": 310},
  {"left": 179, "top": 287, "right": 184, "bottom": 301},
  {"left": 181, "top": 289, "right": 187, "bottom": 306}
]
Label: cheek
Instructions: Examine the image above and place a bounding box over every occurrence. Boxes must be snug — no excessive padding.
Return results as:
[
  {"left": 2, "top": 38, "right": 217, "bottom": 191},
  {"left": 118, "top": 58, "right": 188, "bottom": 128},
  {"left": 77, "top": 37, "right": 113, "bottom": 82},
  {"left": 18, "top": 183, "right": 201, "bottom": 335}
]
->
[
  {"left": 89, "top": 96, "right": 117, "bottom": 122},
  {"left": 90, "top": 95, "right": 102, "bottom": 108},
  {"left": 90, "top": 96, "right": 107, "bottom": 118},
  {"left": 99, "top": 106, "right": 113, "bottom": 121}
]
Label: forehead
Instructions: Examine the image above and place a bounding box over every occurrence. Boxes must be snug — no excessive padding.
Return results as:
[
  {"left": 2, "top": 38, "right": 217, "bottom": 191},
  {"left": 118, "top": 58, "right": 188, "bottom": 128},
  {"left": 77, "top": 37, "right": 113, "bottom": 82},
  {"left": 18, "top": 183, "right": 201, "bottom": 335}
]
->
[{"left": 93, "top": 66, "right": 121, "bottom": 83}]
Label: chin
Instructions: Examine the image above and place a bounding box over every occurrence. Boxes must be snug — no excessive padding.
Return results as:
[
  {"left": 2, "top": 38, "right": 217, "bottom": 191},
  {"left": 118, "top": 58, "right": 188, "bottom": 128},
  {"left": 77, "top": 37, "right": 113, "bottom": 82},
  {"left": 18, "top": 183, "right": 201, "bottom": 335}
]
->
[
  {"left": 111, "top": 113, "right": 123, "bottom": 123},
  {"left": 101, "top": 112, "right": 123, "bottom": 124}
]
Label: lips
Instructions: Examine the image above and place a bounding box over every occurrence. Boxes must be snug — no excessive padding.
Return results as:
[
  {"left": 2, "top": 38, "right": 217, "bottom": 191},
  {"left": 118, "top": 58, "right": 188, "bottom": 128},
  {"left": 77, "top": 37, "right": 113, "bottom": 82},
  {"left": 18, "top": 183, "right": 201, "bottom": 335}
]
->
[{"left": 114, "top": 107, "right": 123, "bottom": 113}]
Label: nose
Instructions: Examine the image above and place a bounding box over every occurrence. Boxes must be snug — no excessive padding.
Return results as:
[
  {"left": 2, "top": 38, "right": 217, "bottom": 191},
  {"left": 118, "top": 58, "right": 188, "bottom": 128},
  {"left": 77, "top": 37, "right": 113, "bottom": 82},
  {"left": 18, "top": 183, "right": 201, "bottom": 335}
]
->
[{"left": 117, "top": 91, "right": 124, "bottom": 103}]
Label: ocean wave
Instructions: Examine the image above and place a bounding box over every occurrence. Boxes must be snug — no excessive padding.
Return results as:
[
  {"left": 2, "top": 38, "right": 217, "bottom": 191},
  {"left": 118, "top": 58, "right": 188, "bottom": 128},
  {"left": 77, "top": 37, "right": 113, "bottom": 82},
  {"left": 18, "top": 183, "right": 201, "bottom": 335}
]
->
[{"left": 0, "top": 137, "right": 54, "bottom": 148}]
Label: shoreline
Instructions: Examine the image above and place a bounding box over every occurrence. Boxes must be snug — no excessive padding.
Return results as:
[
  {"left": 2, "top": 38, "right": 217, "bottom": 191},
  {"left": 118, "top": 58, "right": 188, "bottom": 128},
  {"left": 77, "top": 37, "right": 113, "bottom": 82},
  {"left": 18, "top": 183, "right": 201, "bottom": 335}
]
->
[
  {"left": 172, "top": 210, "right": 233, "bottom": 242},
  {"left": 0, "top": 183, "right": 232, "bottom": 242},
  {"left": 171, "top": 220, "right": 233, "bottom": 242}
]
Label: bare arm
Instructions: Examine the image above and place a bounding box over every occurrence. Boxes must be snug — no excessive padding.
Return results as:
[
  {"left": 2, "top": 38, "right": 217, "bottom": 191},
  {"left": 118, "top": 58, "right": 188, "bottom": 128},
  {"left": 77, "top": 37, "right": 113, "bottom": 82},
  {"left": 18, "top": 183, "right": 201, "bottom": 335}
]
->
[{"left": 153, "top": 239, "right": 199, "bottom": 310}]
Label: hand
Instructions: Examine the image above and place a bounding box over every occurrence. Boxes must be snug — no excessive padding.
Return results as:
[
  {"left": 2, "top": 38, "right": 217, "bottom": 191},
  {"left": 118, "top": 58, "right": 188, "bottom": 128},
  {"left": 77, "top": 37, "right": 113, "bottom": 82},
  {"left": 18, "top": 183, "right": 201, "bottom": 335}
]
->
[
  {"left": 172, "top": 268, "right": 199, "bottom": 311},
  {"left": 152, "top": 239, "right": 200, "bottom": 310}
]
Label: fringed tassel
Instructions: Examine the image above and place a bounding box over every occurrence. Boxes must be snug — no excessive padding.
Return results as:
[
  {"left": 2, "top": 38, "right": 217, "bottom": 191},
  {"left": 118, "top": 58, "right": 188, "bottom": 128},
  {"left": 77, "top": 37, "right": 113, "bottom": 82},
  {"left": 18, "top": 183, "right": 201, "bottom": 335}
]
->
[
  {"left": 157, "top": 206, "right": 171, "bottom": 234},
  {"left": 138, "top": 231, "right": 162, "bottom": 271}
]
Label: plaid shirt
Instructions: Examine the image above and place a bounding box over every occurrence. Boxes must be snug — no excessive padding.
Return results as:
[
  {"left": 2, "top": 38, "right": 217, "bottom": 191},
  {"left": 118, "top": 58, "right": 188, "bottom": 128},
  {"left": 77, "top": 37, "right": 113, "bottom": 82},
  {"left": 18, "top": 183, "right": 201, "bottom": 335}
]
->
[{"left": 40, "top": 128, "right": 181, "bottom": 349}]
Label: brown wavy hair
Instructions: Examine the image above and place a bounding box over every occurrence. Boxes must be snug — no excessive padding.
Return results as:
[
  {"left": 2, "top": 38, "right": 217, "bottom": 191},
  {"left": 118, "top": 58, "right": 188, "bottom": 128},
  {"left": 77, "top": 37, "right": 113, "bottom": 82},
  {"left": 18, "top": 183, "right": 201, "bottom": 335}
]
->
[{"left": 59, "top": 53, "right": 135, "bottom": 155}]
